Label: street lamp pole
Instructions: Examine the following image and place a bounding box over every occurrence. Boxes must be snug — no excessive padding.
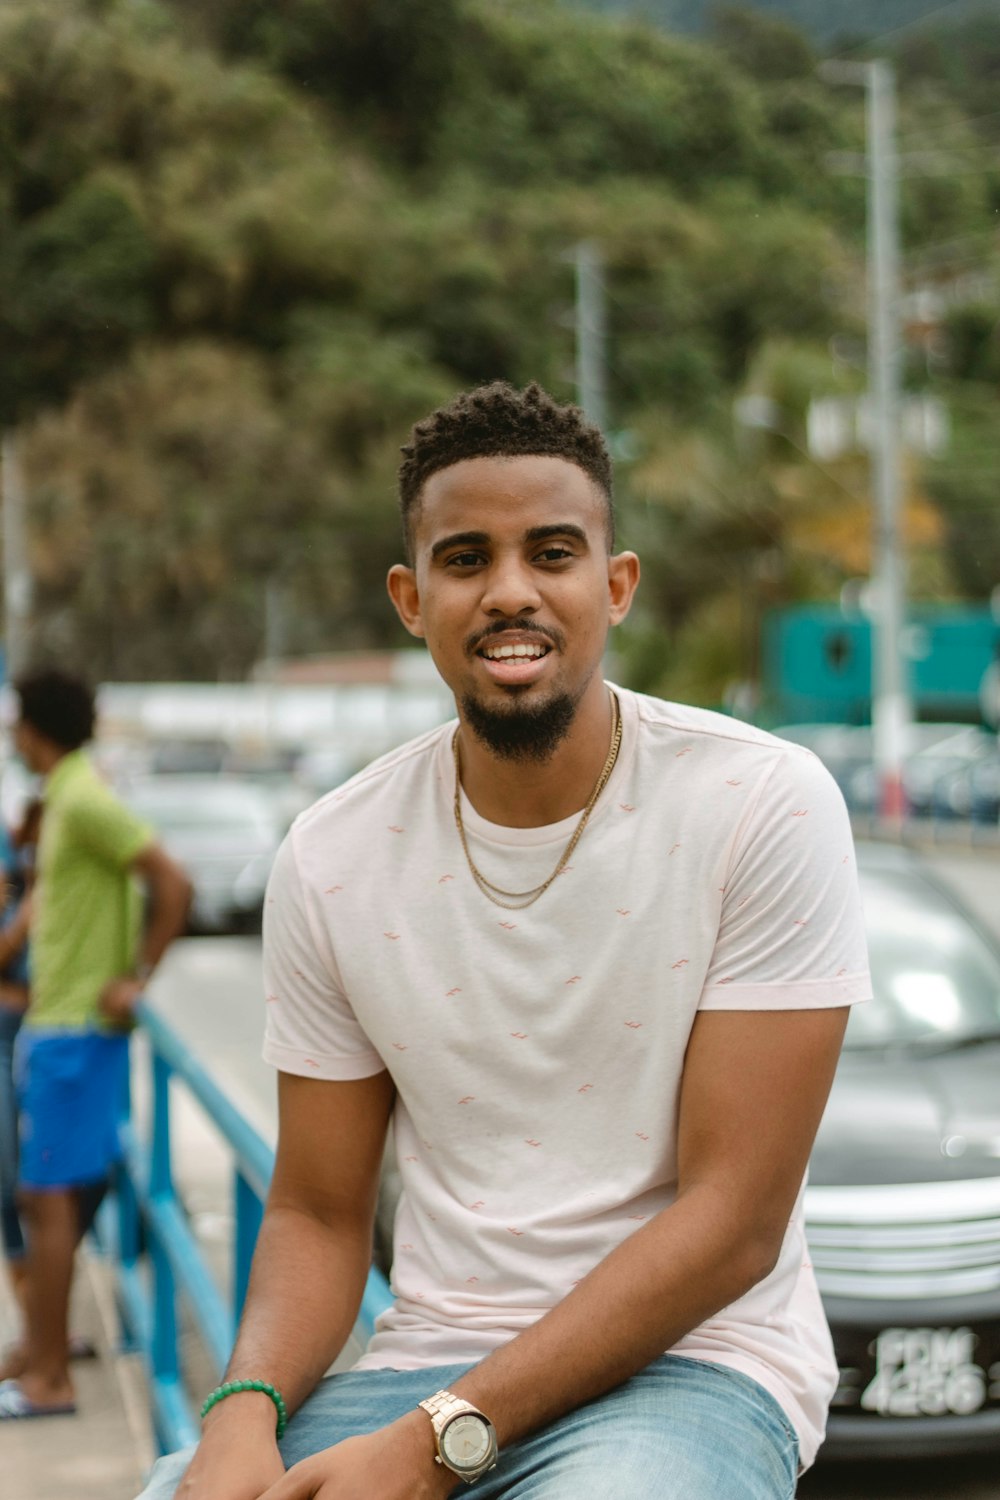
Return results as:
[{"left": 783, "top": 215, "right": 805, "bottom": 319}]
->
[
  {"left": 574, "top": 240, "right": 607, "bottom": 436},
  {"left": 822, "top": 58, "right": 912, "bottom": 825}
]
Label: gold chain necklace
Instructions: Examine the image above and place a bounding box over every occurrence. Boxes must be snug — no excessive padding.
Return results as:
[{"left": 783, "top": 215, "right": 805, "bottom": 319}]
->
[{"left": 452, "top": 692, "right": 622, "bottom": 911}]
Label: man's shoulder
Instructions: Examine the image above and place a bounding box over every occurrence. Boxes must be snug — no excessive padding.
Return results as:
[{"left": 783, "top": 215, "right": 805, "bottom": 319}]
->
[
  {"left": 629, "top": 690, "right": 807, "bottom": 761},
  {"left": 290, "top": 720, "right": 454, "bottom": 843},
  {"left": 626, "top": 690, "right": 843, "bottom": 814}
]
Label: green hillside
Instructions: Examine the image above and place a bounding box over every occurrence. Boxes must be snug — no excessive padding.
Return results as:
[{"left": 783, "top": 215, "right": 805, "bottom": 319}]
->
[{"left": 2, "top": 0, "right": 998, "bottom": 706}]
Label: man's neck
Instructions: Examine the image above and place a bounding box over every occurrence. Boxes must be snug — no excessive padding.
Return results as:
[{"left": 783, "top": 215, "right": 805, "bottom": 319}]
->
[
  {"left": 455, "top": 684, "right": 616, "bottom": 829},
  {"left": 40, "top": 744, "right": 73, "bottom": 779}
]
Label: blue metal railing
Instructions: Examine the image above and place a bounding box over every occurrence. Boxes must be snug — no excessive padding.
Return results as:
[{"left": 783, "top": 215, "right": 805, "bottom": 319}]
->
[{"left": 103, "top": 1002, "right": 394, "bottom": 1454}]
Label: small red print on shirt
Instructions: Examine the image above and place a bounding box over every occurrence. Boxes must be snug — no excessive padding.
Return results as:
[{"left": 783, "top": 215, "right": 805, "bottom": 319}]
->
[
  {"left": 791, "top": 809, "right": 809, "bottom": 818},
  {"left": 507, "top": 1227, "right": 524, "bottom": 1236},
  {"left": 726, "top": 779, "right": 742, "bottom": 787},
  {"left": 265, "top": 994, "right": 280, "bottom": 1004},
  {"left": 446, "top": 988, "right": 462, "bottom": 997},
  {"left": 458, "top": 1096, "right": 475, "bottom": 1104},
  {"left": 324, "top": 886, "right": 344, "bottom": 895},
  {"left": 565, "top": 975, "right": 582, "bottom": 985},
  {"left": 616, "top": 908, "right": 631, "bottom": 916},
  {"left": 439, "top": 874, "right": 455, "bottom": 883},
  {"left": 578, "top": 1083, "right": 594, "bottom": 1093},
  {"left": 676, "top": 747, "right": 693, "bottom": 758},
  {"left": 510, "top": 1031, "right": 528, "bottom": 1039},
  {"left": 384, "top": 932, "right": 400, "bottom": 941},
  {"left": 392, "top": 1042, "right": 408, "bottom": 1051},
  {"left": 671, "top": 958, "right": 689, "bottom": 970},
  {"left": 624, "top": 1020, "right": 643, "bottom": 1029},
  {"left": 499, "top": 921, "right": 517, "bottom": 930},
  {"left": 619, "top": 803, "right": 636, "bottom": 813},
  {"left": 635, "top": 1132, "right": 650, "bottom": 1141},
  {"left": 304, "top": 1059, "right": 320, "bottom": 1069},
  {"left": 466, "top": 1277, "right": 480, "bottom": 1284},
  {"left": 470, "top": 1201, "right": 485, "bottom": 1210},
  {"left": 669, "top": 844, "right": 681, "bottom": 856},
  {"left": 525, "top": 1139, "right": 542, "bottom": 1148},
  {"left": 388, "top": 825, "right": 405, "bottom": 833}
]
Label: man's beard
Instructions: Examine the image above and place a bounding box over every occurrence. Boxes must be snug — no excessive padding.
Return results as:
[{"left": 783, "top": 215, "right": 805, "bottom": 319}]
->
[{"left": 460, "top": 688, "right": 581, "bottom": 762}]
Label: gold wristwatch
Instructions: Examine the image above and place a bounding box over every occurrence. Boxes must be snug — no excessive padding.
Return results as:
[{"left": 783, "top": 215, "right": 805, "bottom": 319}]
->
[{"left": 418, "top": 1389, "right": 498, "bottom": 1485}]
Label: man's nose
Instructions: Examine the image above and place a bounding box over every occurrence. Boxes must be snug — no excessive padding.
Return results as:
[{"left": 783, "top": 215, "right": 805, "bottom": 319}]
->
[{"left": 480, "top": 558, "right": 542, "bottom": 616}]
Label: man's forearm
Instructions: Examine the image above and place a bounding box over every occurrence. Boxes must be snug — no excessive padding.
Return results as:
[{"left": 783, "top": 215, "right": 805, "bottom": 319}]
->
[
  {"left": 140, "top": 863, "right": 191, "bottom": 971},
  {"left": 448, "top": 1182, "right": 775, "bottom": 1446},
  {"left": 214, "top": 1201, "right": 375, "bottom": 1422}
]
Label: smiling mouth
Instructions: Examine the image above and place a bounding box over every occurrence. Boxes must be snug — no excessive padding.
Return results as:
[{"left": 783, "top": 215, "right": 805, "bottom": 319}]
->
[{"left": 478, "top": 643, "right": 551, "bottom": 661}]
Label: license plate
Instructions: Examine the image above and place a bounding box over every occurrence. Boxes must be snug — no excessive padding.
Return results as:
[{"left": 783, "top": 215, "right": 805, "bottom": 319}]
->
[{"left": 832, "top": 1323, "right": 1000, "bottom": 1417}]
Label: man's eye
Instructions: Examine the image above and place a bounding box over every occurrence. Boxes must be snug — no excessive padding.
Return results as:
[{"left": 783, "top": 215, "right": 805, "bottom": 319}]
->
[
  {"left": 447, "top": 552, "right": 486, "bottom": 567},
  {"left": 535, "top": 547, "right": 573, "bottom": 562}
]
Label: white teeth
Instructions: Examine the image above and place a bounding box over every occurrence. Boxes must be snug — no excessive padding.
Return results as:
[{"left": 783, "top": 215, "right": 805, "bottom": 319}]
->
[{"left": 483, "top": 644, "right": 547, "bottom": 660}]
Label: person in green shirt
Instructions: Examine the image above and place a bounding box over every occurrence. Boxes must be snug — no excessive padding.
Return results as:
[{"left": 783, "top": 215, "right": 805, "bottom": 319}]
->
[{"left": 0, "top": 669, "right": 191, "bottom": 1420}]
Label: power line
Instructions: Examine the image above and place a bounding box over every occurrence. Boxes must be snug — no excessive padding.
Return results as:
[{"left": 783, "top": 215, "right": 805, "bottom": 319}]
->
[{"left": 832, "top": 0, "right": 989, "bottom": 58}]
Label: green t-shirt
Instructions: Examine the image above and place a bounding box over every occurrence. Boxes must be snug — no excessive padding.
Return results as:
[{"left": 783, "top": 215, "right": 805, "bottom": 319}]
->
[{"left": 27, "top": 749, "right": 153, "bottom": 1032}]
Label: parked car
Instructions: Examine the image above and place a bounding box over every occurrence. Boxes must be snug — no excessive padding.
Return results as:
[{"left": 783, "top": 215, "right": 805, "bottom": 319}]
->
[
  {"left": 807, "top": 842, "right": 1000, "bottom": 1459},
  {"left": 123, "top": 774, "right": 287, "bottom": 933}
]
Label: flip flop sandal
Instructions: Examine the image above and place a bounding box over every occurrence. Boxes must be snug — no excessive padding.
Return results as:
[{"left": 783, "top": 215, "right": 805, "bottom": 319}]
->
[{"left": 0, "top": 1378, "right": 77, "bottom": 1419}]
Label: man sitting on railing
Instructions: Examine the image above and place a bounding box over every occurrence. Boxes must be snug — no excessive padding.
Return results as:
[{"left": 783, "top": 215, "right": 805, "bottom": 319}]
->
[
  {"left": 138, "top": 383, "right": 869, "bottom": 1499},
  {"left": 0, "top": 669, "right": 191, "bottom": 1422}
]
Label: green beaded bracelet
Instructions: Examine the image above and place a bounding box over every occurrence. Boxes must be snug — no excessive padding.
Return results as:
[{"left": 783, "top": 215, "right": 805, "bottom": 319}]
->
[{"left": 200, "top": 1378, "right": 288, "bottom": 1438}]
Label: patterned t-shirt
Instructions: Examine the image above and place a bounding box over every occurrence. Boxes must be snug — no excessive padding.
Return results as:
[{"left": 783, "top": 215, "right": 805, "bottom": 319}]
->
[{"left": 262, "top": 687, "right": 871, "bottom": 1469}]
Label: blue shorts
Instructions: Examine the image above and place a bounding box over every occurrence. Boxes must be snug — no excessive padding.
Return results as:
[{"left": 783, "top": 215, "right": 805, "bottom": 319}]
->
[{"left": 17, "top": 1030, "right": 129, "bottom": 1191}]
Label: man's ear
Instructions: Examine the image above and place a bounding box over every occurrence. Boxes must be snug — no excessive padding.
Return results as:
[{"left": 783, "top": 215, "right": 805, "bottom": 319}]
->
[
  {"left": 607, "top": 551, "right": 640, "bottom": 626},
  {"left": 386, "top": 564, "right": 425, "bottom": 639}
]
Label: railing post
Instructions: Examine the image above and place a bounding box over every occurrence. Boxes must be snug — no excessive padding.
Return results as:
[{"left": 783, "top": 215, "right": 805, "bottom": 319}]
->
[
  {"left": 150, "top": 1051, "right": 179, "bottom": 1389},
  {"left": 234, "top": 1168, "right": 263, "bottom": 1320}
]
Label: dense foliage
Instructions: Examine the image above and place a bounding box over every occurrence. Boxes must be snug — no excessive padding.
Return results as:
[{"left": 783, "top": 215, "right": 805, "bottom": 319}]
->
[{"left": 1, "top": 0, "right": 998, "bottom": 706}]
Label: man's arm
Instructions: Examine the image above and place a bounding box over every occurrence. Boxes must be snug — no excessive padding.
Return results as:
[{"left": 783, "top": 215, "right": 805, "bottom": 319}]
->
[
  {"left": 262, "top": 1004, "right": 848, "bottom": 1500},
  {"left": 175, "top": 1066, "right": 395, "bottom": 1500},
  {"left": 99, "top": 842, "right": 191, "bottom": 1026},
  {"left": 448, "top": 1004, "right": 848, "bottom": 1435}
]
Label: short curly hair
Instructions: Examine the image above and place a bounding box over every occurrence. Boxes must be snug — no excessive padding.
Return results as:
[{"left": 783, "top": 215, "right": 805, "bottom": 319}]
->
[
  {"left": 14, "top": 668, "right": 96, "bottom": 751},
  {"left": 398, "top": 381, "right": 614, "bottom": 561}
]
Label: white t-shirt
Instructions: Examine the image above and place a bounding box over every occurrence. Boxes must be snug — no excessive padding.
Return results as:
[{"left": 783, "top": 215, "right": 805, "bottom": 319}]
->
[{"left": 262, "top": 688, "right": 871, "bottom": 1469}]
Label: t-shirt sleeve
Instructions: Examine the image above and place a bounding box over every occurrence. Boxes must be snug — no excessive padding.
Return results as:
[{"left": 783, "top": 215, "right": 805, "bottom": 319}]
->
[
  {"left": 261, "top": 831, "right": 386, "bottom": 1081},
  {"left": 700, "top": 745, "right": 871, "bottom": 1012},
  {"left": 63, "top": 789, "right": 153, "bottom": 868}
]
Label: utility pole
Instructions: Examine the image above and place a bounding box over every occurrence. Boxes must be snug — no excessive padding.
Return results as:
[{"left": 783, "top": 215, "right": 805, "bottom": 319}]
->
[
  {"left": 822, "top": 58, "right": 911, "bottom": 826},
  {"left": 573, "top": 241, "right": 607, "bottom": 435},
  {"left": 1, "top": 431, "right": 32, "bottom": 680}
]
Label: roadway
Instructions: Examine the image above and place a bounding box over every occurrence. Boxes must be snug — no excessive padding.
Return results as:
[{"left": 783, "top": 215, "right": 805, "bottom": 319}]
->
[{"left": 146, "top": 841, "right": 1000, "bottom": 1499}]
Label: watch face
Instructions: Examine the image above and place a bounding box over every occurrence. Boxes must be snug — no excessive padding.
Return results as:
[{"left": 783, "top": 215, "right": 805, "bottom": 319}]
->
[{"left": 441, "top": 1412, "right": 492, "bottom": 1471}]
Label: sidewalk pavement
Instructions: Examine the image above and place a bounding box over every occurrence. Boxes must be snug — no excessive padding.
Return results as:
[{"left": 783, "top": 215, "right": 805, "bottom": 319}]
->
[{"left": 0, "top": 1245, "right": 155, "bottom": 1500}]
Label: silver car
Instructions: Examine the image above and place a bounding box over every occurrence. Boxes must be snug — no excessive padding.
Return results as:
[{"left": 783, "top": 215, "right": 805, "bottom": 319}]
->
[
  {"left": 807, "top": 843, "right": 1000, "bottom": 1459},
  {"left": 124, "top": 774, "right": 289, "bottom": 933}
]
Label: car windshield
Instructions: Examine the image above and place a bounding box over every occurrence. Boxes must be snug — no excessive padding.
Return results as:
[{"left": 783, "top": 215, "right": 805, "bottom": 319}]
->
[{"left": 847, "top": 868, "right": 1000, "bottom": 1050}]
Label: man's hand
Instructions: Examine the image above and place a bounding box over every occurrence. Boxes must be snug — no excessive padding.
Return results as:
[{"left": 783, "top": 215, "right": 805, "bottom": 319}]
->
[
  {"left": 174, "top": 1417, "right": 286, "bottom": 1499},
  {"left": 98, "top": 975, "right": 144, "bottom": 1030},
  {"left": 259, "top": 1414, "right": 456, "bottom": 1500}
]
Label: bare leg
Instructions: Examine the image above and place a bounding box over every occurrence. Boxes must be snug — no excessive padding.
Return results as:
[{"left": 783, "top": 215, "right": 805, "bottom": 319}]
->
[{"left": 1, "top": 1187, "right": 77, "bottom": 1406}]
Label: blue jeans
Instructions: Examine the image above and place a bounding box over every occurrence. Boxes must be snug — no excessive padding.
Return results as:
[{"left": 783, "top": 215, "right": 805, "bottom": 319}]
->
[
  {"left": 0, "top": 1003, "right": 24, "bottom": 1260},
  {"left": 136, "top": 1354, "right": 799, "bottom": 1498}
]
